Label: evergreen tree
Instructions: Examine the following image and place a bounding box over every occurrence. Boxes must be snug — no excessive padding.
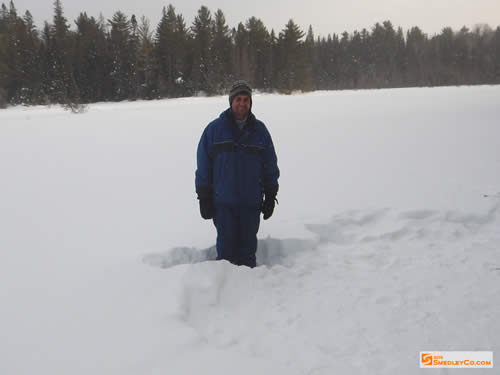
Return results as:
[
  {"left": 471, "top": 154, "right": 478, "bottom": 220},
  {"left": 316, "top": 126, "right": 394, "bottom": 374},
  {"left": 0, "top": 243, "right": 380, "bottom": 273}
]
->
[
  {"left": 39, "top": 21, "right": 52, "bottom": 102},
  {"left": 74, "top": 12, "right": 109, "bottom": 102},
  {"left": 471, "top": 24, "right": 495, "bottom": 84},
  {"left": 435, "top": 27, "right": 456, "bottom": 84},
  {"left": 211, "top": 9, "right": 232, "bottom": 93},
  {"left": 154, "top": 5, "right": 177, "bottom": 96},
  {"left": 406, "top": 26, "right": 428, "bottom": 85},
  {"left": 191, "top": 6, "right": 213, "bottom": 93},
  {"left": 313, "top": 35, "right": 328, "bottom": 89},
  {"left": 128, "top": 14, "right": 139, "bottom": 99},
  {"left": 108, "top": 11, "right": 132, "bottom": 100},
  {"left": 268, "top": 29, "right": 277, "bottom": 90},
  {"left": 19, "top": 10, "right": 41, "bottom": 103},
  {"left": 173, "top": 13, "right": 192, "bottom": 96},
  {"left": 0, "top": 3, "right": 8, "bottom": 32},
  {"left": 393, "top": 27, "right": 406, "bottom": 86},
  {"left": 246, "top": 17, "right": 270, "bottom": 89},
  {"left": 276, "top": 19, "right": 305, "bottom": 92},
  {"left": 136, "top": 16, "right": 155, "bottom": 98},
  {"left": 0, "top": 3, "right": 8, "bottom": 106},
  {"left": 0, "top": 2, "right": 41, "bottom": 104},
  {"left": 1, "top": 1, "right": 22, "bottom": 102},
  {"left": 347, "top": 30, "right": 363, "bottom": 88},
  {"left": 42, "top": 0, "right": 79, "bottom": 104},
  {"left": 303, "top": 25, "right": 315, "bottom": 90},
  {"left": 494, "top": 27, "right": 500, "bottom": 83},
  {"left": 337, "top": 31, "right": 351, "bottom": 88},
  {"left": 233, "top": 22, "right": 249, "bottom": 82}
]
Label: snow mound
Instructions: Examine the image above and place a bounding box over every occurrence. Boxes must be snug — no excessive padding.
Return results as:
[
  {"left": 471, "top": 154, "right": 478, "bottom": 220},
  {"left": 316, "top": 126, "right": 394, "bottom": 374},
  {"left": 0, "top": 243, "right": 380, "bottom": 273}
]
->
[
  {"left": 162, "top": 203, "right": 500, "bottom": 374},
  {"left": 305, "top": 204, "right": 499, "bottom": 244},
  {"left": 144, "top": 202, "right": 499, "bottom": 271}
]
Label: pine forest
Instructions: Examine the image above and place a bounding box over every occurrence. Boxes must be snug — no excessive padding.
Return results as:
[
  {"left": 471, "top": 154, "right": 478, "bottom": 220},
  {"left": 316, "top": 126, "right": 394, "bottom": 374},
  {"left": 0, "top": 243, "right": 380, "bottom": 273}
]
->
[{"left": 0, "top": 0, "right": 499, "bottom": 107}]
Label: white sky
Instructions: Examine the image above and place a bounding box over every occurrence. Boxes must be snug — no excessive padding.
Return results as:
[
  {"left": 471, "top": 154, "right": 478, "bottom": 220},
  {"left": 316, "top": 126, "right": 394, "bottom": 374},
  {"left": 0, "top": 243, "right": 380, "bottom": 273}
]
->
[{"left": 11, "top": 0, "right": 500, "bottom": 37}]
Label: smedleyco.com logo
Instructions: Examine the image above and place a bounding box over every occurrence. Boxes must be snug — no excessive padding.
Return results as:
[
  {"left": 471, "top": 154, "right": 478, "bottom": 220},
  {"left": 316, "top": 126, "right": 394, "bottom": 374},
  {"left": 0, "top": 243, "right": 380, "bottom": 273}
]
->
[
  {"left": 421, "top": 353, "right": 433, "bottom": 366},
  {"left": 420, "top": 352, "right": 493, "bottom": 368}
]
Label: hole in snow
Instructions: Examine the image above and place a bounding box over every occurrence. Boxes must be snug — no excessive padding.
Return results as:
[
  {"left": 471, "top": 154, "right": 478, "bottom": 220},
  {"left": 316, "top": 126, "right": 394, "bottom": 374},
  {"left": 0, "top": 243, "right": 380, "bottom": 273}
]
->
[{"left": 142, "top": 237, "right": 317, "bottom": 269}]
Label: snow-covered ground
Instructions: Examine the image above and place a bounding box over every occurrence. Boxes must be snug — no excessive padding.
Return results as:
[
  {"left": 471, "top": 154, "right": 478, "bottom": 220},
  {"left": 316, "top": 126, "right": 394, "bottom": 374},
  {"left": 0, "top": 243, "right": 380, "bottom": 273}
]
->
[{"left": 1, "top": 86, "right": 499, "bottom": 374}]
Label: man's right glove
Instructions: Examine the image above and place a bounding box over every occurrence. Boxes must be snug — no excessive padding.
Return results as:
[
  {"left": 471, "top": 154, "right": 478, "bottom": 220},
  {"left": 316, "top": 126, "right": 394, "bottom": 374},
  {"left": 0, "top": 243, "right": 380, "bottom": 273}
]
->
[
  {"left": 196, "top": 186, "right": 215, "bottom": 220},
  {"left": 262, "top": 186, "right": 279, "bottom": 220}
]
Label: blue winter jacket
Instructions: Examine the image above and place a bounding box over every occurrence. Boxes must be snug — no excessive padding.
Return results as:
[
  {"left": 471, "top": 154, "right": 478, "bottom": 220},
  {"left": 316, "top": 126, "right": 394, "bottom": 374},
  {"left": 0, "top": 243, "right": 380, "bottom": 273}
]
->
[{"left": 195, "top": 109, "right": 280, "bottom": 207}]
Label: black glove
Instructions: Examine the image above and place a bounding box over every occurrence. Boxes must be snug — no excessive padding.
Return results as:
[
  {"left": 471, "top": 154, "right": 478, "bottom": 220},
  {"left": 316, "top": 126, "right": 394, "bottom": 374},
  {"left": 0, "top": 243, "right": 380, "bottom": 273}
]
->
[
  {"left": 262, "top": 197, "right": 275, "bottom": 220},
  {"left": 196, "top": 186, "right": 215, "bottom": 220},
  {"left": 262, "top": 186, "right": 279, "bottom": 220},
  {"left": 199, "top": 198, "right": 215, "bottom": 219}
]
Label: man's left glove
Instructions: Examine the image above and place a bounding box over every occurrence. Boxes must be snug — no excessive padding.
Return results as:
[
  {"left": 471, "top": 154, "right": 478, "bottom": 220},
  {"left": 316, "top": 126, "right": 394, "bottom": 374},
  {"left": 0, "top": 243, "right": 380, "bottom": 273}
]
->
[
  {"left": 196, "top": 186, "right": 215, "bottom": 220},
  {"left": 199, "top": 198, "right": 215, "bottom": 219}
]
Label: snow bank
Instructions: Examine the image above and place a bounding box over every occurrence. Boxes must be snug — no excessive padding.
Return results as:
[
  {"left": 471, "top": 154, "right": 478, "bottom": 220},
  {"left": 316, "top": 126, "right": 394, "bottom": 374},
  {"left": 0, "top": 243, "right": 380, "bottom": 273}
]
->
[{"left": 1, "top": 86, "right": 499, "bottom": 374}]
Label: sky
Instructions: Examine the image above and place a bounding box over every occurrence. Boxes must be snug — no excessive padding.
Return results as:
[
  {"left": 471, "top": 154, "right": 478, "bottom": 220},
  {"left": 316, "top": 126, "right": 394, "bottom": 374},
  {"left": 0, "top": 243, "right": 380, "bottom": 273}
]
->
[{"left": 10, "top": 0, "right": 500, "bottom": 37}]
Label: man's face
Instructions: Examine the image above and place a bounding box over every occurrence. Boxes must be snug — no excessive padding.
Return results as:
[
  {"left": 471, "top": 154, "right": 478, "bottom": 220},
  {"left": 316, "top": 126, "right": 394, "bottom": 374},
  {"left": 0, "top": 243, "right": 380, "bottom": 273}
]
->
[{"left": 231, "top": 94, "right": 251, "bottom": 120}]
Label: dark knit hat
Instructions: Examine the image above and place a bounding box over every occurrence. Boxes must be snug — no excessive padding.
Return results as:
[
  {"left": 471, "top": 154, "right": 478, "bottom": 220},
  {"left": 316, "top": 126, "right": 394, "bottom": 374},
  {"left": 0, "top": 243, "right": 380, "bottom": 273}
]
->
[{"left": 229, "top": 80, "right": 252, "bottom": 106}]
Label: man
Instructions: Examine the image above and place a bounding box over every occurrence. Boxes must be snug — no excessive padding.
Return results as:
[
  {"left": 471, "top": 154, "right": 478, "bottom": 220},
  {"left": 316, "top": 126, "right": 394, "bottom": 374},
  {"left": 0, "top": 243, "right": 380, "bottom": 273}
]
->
[{"left": 195, "top": 80, "right": 280, "bottom": 268}]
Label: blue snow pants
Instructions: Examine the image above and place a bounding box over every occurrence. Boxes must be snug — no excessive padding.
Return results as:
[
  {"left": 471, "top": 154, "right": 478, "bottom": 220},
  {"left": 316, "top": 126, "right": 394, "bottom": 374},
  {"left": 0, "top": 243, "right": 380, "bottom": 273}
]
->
[{"left": 213, "top": 205, "right": 260, "bottom": 268}]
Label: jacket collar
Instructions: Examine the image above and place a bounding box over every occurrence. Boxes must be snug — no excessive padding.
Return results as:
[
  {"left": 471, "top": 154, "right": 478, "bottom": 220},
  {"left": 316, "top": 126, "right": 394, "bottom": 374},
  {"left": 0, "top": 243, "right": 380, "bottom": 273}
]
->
[{"left": 223, "top": 108, "right": 256, "bottom": 132}]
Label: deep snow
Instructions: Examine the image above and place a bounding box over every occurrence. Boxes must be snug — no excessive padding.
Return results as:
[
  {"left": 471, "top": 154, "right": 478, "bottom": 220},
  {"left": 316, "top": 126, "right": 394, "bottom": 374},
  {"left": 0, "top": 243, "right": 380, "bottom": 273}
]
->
[{"left": 1, "top": 86, "right": 499, "bottom": 374}]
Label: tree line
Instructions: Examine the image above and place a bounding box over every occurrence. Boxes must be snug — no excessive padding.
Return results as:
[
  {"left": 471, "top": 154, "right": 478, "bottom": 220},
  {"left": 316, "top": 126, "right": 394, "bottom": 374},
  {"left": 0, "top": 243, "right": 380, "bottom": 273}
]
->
[{"left": 1, "top": 0, "right": 499, "bottom": 107}]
